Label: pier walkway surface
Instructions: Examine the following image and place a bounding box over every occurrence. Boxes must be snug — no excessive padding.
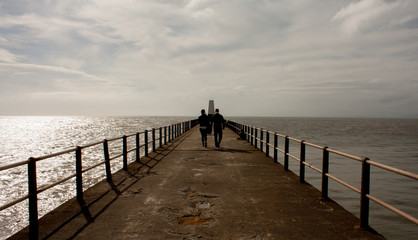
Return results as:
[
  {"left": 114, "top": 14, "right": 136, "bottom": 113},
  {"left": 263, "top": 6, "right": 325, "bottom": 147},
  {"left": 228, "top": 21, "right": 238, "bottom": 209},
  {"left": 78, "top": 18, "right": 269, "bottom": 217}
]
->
[{"left": 12, "top": 127, "right": 385, "bottom": 240}]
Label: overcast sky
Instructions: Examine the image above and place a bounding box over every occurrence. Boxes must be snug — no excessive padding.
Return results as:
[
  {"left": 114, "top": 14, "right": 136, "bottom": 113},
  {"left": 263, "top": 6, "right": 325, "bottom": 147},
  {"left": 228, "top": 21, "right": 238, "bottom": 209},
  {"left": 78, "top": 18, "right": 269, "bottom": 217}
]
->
[{"left": 0, "top": 0, "right": 417, "bottom": 118}]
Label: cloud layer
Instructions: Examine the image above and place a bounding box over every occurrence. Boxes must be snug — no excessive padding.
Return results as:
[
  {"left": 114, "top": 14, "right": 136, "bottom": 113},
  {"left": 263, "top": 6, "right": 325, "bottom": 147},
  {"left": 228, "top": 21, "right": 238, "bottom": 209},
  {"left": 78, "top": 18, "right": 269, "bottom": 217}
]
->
[{"left": 1, "top": 0, "right": 417, "bottom": 117}]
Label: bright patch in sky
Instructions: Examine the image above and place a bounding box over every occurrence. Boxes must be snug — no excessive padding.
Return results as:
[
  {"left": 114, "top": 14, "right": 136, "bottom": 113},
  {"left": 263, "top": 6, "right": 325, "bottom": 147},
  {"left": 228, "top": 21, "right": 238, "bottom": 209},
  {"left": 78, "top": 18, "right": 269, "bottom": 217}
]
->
[{"left": 0, "top": 0, "right": 417, "bottom": 117}]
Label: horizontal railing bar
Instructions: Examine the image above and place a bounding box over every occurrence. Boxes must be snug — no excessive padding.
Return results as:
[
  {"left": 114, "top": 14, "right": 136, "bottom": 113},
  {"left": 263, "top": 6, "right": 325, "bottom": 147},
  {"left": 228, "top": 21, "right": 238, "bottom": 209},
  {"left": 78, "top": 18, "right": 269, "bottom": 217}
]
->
[
  {"left": 82, "top": 161, "right": 105, "bottom": 173},
  {"left": 126, "top": 133, "right": 137, "bottom": 138},
  {"left": 107, "top": 136, "right": 124, "bottom": 142},
  {"left": 303, "top": 161, "right": 322, "bottom": 173},
  {"left": 326, "top": 173, "right": 361, "bottom": 194},
  {"left": 276, "top": 133, "right": 286, "bottom": 138},
  {"left": 327, "top": 148, "right": 364, "bottom": 162},
  {"left": 367, "top": 160, "right": 418, "bottom": 180},
  {"left": 80, "top": 141, "right": 103, "bottom": 149},
  {"left": 277, "top": 148, "right": 285, "bottom": 154},
  {"left": 127, "top": 148, "right": 136, "bottom": 154},
  {"left": 0, "top": 194, "right": 30, "bottom": 211},
  {"left": 287, "top": 153, "right": 300, "bottom": 162},
  {"left": 288, "top": 136, "right": 302, "bottom": 143},
  {"left": 268, "top": 143, "right": 274, "bottom": 148},
  {"left": 34, "top": 148, "right": 77, "bottom": 161},
  {"left": 109, "top": 153, "right": 124, "bottom": 161},
  {"left": 0, "top": 159, "right": 30, "bottom": 171},
  {"left": 304, "top": 141, "right": 324, "bottom": 149},
  {"left": 1, "top": 124, "right": 182, "bottom": 172},
  {"left": 367, "top": 194, "right": 418, "bottom": 225},
  {"left": 37, "top": 173, "right": 77, "bottom": 194}
]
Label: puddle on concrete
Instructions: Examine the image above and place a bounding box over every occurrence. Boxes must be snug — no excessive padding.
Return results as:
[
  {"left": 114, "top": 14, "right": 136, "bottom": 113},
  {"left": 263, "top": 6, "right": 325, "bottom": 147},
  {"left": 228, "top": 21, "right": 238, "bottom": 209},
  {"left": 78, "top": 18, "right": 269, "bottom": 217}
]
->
[
  {"left": 196, "top": 202, "right": 211, "bottom": 209},
  {"left": 179, "top": 215, "right": 213, "bottom": 225}
]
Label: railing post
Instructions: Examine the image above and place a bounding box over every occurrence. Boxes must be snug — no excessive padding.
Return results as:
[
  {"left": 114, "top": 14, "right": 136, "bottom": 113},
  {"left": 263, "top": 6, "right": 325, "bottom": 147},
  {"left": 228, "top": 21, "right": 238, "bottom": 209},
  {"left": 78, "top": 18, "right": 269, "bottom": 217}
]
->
[
  {"left": 164, "top": 126, "right": 167, "bottom": 144},
  {"left": 167, "top": 126, "right": 171, "bottom": 142},
  {"left": 274, "top": 133, "right": 278, "bottom": 163},
  {"left": 76, "top": 147, "right": 92, "bottom": 222},
  {"left": 152, "top": 128, "right": 156, "bottom": 152},
  {"left": 251, "top": 127, "right": 254, "bottom": 145},
  {"left": 136, "top": 132, "right": 140, "bottom": 163},
  {"left": 300, "top": 141, "right": 306, "bottom": 183},
  {"left": 103, "top": 139, "right": 113, "bottom": 183},
  {"left": 284, "top": 136, "right": 289, "bottom": 171},
  {"left": 360, "top": 158, "right": 370, "bottom": 229},
  {"left": 123, "top": 135, "right": 128, "bottom": 170},
  {"left": 172, "top": 124, "right": 174, "bottom": 140},
  {"left": 260, "top": 129, "right": 264, "bottom": 152},
  {"left": 28, "top": 157, "right": 38, "bottom": 240},
  {"left": 266, "top": 131, "right": 270, "bottom": 157},
  {"left": 76, "top": 147, "right": 85, "bottom": 204},
  {"left": 255, "top": 128, "right": 258, "bottom": 149},
  {"left": 159, "top": 127, "right": 162, "bottom": 148},
  {"left": 322, "top": 146, "right": 329, "bottom": 200},
  {"left": 144, "top": 130, "right": 149, "bottom": 157},
  {"left": 168, "top": 125, "right": 173, "bottom": 141}
]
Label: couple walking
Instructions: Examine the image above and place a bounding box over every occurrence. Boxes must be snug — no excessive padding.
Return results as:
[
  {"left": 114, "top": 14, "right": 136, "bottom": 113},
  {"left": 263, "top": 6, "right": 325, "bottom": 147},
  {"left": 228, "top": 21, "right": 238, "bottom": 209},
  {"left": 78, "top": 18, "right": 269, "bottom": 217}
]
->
[{"left": 198, "top": 108, "right": 225, "bottom": 148}]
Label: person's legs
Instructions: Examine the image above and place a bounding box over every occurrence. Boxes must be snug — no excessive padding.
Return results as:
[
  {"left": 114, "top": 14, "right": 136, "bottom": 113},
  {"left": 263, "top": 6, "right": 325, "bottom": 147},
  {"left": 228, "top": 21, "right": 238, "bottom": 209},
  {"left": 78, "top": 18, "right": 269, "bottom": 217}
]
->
[
  {"left": 200, "top": 129, "right": 207, "bottom": 146},
  {"left": 218, "top": 130, "right": 223, "bottom": 146},
  {"left": 214, "top": 131, "right": 219, "bottom": 147}
]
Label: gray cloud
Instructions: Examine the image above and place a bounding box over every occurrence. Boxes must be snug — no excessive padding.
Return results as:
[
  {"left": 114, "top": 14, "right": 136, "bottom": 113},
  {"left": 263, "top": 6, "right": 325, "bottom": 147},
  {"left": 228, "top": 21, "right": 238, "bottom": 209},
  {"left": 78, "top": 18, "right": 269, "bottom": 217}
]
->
[{"left": 0, "top": 0, "right": 417, "bottom": 117}]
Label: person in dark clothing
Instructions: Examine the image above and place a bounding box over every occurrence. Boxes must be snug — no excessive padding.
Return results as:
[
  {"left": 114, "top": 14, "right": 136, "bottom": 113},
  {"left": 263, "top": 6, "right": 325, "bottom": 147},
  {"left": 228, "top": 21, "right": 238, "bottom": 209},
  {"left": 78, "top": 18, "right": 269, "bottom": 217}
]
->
[
  {"left": 198, "top": 109, "right": 209, "bottom": 147},
  {"left": 211, "top": 108, "right": 225, "bottom": 148}
]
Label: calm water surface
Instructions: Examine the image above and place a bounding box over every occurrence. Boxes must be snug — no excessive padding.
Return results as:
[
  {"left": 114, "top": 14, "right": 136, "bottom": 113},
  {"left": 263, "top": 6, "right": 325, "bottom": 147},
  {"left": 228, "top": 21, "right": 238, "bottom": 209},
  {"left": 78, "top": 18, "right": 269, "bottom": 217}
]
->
[
  {"left": 1, "top": 116, "right": 417, "bottom": 239},
  {"left": 230, "top": 117, "right": 418, "bottom": 240}
]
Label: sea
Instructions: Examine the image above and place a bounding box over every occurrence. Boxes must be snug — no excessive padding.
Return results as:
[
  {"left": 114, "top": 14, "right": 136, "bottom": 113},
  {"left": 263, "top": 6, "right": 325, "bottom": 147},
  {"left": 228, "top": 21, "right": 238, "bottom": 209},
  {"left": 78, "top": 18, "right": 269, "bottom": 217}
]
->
[{"left": 0, "top": 116, "right": 417, "bottom": 240}]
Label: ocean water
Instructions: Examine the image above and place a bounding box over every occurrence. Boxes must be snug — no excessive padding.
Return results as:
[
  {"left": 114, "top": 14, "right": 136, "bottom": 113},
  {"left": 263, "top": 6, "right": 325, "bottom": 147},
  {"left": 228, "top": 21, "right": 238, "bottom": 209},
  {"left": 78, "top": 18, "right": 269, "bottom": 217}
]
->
[
  {"left": 0, "top": 116, "right": 417, "bottom": 239},
  {"left": 229, "top": 117, "right": 418, "bottom": 240},
  {"left": 0, "top": 116, "right": 192, "bottom": 240}
]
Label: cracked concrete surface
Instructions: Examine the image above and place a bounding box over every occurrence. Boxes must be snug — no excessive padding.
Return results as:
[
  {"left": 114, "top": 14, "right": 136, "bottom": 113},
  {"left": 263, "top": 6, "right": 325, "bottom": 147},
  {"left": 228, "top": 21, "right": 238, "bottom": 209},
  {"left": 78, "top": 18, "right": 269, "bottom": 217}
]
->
[{"left": 11, "top": 127, "right": 385, "bottom": 240}]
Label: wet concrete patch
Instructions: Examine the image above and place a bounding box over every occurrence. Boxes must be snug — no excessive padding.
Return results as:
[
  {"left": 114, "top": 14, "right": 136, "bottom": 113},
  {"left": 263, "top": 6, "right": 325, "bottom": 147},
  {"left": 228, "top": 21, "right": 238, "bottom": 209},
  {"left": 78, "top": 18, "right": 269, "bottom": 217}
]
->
[{"left": 179, "top": 215, "right": 213, "bottom": 225}]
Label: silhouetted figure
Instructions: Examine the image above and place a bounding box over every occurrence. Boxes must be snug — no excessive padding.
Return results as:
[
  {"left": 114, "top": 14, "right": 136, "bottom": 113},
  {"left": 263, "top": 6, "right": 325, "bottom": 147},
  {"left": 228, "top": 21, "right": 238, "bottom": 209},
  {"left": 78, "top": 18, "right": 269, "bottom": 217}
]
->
[
  {"left": 198, "top": 109, "right": 209, "bottom": 147},
  {"left": 211, "top": 108, "right": 225, "bottom": 148}
]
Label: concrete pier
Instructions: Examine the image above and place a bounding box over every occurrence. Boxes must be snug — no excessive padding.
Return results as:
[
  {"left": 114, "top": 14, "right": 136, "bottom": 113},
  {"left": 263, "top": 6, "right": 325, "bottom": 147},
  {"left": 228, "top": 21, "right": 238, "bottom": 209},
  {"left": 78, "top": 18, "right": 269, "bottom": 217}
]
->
[{"left": 11, "top": 127, "right": 385, "bottom": 239}]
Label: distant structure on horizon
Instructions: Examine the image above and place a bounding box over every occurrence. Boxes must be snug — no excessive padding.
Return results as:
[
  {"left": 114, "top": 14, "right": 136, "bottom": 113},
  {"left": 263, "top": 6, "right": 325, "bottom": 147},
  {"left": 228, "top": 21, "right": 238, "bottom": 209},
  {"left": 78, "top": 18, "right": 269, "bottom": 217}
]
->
[
  {"left": 207, "top": 100, "right": 214, "bottom": 134},
  {"left": 208, "top": 100, "right": 215, "bottom": 116}
]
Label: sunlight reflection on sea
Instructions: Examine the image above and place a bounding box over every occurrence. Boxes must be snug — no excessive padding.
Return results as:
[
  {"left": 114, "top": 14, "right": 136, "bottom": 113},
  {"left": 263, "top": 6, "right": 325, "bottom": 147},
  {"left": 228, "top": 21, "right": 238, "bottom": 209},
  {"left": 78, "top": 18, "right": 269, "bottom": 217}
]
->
[{"left": 0, "top": 116, "right": 191, "bottom": 239}]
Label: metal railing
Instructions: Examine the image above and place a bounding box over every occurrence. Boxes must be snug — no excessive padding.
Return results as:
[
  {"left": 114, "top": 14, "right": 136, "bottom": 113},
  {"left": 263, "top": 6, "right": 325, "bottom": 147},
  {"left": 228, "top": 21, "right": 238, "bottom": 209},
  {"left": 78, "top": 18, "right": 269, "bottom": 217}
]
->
[
  {"left": 227, "top": 120, "right": 418, "bottom": 229},
  {"left": 0, "top": 119, "right": 198, "bottom": 240}
]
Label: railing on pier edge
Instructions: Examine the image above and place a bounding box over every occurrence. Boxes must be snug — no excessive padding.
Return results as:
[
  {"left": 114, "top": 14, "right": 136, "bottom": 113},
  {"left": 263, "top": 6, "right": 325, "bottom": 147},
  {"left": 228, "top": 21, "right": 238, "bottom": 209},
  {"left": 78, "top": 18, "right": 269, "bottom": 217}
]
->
[
  {"left": 227, "top": 120, "right": 418, "bottom": 230},
  {"left": 0, "top": 119, "right": 198, "bottom": 240}
]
